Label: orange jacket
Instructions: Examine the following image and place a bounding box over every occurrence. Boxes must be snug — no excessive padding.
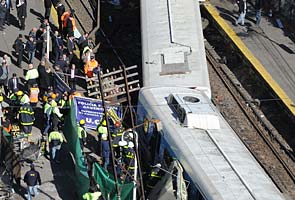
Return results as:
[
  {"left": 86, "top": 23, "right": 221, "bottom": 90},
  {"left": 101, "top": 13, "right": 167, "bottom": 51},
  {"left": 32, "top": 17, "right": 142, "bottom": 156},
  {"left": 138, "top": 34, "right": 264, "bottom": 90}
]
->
[
  {"left": 84, "top": 60, "right": 99, "bottom": 76},
  {"left": 61, "top": 11, "right": 70, "bottom": 27}
]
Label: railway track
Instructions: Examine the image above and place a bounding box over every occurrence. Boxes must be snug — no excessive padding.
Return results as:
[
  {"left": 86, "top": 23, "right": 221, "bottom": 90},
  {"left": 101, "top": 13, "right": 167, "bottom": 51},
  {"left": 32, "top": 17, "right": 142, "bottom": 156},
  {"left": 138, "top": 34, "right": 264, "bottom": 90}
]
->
[{"left": 206, "top": 42, "right": 295, "bottom": 198}]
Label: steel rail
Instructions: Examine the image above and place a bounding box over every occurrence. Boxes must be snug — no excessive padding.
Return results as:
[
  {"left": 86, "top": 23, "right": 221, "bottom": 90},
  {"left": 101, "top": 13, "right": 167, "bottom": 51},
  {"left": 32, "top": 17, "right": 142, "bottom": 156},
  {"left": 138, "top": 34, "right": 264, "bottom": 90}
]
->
[{"left": 206, "top": 46, "right": 295, "bottom": 190}]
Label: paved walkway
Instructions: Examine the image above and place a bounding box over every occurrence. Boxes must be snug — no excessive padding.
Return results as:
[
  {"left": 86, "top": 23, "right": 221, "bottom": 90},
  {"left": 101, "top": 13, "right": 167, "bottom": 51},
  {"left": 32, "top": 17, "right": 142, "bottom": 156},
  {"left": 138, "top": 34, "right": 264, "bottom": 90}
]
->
[
  {"left": 0, "top": 0, "right": 75, "bottom": 199},
  {"left": 208, "top": 0, "right": 295, "bottom": 110}
]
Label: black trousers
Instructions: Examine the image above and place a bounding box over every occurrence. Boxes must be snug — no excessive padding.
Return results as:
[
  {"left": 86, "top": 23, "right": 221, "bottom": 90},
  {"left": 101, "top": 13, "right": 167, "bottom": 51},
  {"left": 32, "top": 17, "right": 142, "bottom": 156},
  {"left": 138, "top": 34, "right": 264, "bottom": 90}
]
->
[
  {"left": 44, "top": 7, "right": 51, "bottom": 20},
  {"left": 19, "top": 17, "right": 25, "bottom": 30},
  {"left": 0, "top": 18, "right": 4, "bottom": 28},
  {"left": 5, "top": 9, "right": 10, "bottom": 24}
]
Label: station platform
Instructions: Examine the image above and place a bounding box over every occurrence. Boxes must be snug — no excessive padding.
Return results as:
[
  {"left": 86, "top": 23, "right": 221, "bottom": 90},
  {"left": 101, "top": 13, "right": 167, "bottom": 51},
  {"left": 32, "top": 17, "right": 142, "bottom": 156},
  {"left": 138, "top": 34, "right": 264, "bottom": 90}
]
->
[
  {"left": 203, "top": 0, "right": 295, "bottom": 116},
  {"left": 0, "top": 0, "right": 75, "bottom": 199}
]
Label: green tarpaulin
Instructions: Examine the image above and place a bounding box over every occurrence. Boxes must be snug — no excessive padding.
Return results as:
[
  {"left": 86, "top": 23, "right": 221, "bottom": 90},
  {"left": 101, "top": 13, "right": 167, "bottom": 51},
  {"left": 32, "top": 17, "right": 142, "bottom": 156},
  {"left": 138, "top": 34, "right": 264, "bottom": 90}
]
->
[
  {"left": 63, "top": 102, "right": 90, "bottom": 199},
  {"left": 93, "top": 163, "right": 134, "bottom": 200}
]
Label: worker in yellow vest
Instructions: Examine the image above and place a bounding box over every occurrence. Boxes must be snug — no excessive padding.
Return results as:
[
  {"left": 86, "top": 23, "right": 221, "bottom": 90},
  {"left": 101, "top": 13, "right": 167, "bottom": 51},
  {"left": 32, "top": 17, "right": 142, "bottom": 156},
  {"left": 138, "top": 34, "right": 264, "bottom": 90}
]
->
[{"left": 77, "top": 119, "right": 87, "bottom": 150}]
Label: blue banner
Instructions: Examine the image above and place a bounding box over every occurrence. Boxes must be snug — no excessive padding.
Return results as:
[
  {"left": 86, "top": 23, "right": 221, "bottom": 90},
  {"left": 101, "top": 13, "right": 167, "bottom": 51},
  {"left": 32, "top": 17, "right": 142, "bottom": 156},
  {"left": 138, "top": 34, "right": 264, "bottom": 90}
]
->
[{"left": 73, "top": 97, "right": 121, "bottom": 129}]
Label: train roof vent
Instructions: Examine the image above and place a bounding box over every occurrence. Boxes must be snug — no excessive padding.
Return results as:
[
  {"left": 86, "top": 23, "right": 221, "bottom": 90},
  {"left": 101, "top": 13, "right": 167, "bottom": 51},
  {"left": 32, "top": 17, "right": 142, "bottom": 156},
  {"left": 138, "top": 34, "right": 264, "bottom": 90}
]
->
[
  {"left": 160, "top": 48, "right": 191, "bottom": 75},
  {"left": 168, "top": 93, "right": 220, "bottom": 129}
]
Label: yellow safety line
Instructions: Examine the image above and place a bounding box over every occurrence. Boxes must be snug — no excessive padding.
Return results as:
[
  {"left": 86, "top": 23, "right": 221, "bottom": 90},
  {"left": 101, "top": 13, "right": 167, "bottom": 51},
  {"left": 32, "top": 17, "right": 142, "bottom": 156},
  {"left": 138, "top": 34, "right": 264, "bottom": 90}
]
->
[{"left": 204, "top": 2, "right": 295, "bottom": 115}]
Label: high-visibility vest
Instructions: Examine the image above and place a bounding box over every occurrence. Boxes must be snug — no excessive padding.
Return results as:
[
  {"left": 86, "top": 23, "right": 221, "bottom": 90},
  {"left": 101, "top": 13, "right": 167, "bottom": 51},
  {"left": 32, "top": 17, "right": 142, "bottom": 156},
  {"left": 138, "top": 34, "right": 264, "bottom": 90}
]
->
[
  {"left": 30, "top": 87, "right": 39, "bottom": 103},
  {"left": 77, "top": 126, "right": 86, "bottom": 139},
  {"left": 82, "top": 192, "right": 101, "bottom": 200},
  {"left": 84, "top": 60, "right": 99, "bottom": 76},
  {"left": 19, "top": 94, "right": 30, "bottom": 104},
  {"left": 61, "top": 11, "right": 70, "bottom": 27}
]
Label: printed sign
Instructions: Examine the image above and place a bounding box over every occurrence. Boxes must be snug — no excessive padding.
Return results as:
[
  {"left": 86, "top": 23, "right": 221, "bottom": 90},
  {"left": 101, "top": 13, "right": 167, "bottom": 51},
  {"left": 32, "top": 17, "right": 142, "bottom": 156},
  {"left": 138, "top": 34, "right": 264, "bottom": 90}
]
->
[{"left": 73, "top": 96, "right": 121, "bottom": 129}]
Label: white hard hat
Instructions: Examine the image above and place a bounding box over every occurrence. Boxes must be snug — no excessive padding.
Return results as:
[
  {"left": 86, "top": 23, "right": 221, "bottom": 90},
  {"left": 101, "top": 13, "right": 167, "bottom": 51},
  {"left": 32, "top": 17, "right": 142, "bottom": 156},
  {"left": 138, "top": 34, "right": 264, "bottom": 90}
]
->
[{"left": 128, "top": 141, "right": 134, "bottom": 148}]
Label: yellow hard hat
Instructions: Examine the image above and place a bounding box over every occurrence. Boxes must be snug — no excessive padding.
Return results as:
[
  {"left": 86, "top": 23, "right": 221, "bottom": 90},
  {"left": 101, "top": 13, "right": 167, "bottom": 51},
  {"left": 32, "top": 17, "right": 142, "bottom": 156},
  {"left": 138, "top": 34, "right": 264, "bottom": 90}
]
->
[
  {"left": 79, "top": 119, "right": 85, "bottom": 125},
  {"left": 101, "top": 119, "right": 106, "bottom": 126},
  {"left": 51, "top": 93, "right": 57, "bottom": 99},
  {"left": 16, "top": 90, "right": 23, "bottom": 96},
  {"left": 0, "top": 95, "right": 3, "bottom": 102}
]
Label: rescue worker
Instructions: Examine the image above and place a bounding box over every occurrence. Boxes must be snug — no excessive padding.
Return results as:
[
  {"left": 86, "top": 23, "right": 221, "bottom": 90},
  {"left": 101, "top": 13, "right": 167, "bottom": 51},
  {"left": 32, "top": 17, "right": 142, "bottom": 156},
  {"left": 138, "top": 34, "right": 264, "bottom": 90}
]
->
[
  {"left": 112, "top": 121, "right": 124, "bottom": 158},
  {"left": 123, "top": 141, "right": 135, "bottom": 180},
  {"left": 18, "top": 102, "right": 35, "bottom": 135},
  {"left": 43, "top": 96, "right": 55, "bottom": 135},
  {"left": 24, "top": 163, "right": 41, "bottom": 200},
  {"left": 48, "top": 127, "right": 64, "bottom": 163},
  {"left": 51, "top": 103, "right": 63, "bottom": 130},
  {"left": 58, "top": 91, "right": 69, "bottom": 109},
  {"left": 25, "top": 63, "right": 39, "bottom": 92},
  {"left": 101, "top": 134, "right": 110, "bottom": 170},
  {"left": 84, "top": 54, "right": 100, "bottom": 78},
  {"left": 82, "top": 190, "right": 102, "bottom": 200},
  {"left": 77, "top": 119, "right": 87, "bottom": 150},
  {"left": 16, "top": 90, "right": 30, "bottom": 105},
  {"left": 146, "top": 166, "right": 161, "bottom": 192},
  {"left": 97, "top": 117, "right": 107, "bottom": 156},
  {"left": 61, "top": 9, "right": 74, "bottom": 38},
  {"left": 29, "top": 83, "right": 39, "bottom": 106}
]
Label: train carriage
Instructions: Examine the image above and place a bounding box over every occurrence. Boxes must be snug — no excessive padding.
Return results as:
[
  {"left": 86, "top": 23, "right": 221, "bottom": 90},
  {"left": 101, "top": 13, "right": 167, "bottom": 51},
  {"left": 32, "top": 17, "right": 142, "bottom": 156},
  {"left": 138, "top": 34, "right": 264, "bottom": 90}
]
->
[
  {"left": 136, "top": 87, "right": 285, "bottom": 200},
  {"left": 141, "top": 0, "right": 211, "bottom": 97}
]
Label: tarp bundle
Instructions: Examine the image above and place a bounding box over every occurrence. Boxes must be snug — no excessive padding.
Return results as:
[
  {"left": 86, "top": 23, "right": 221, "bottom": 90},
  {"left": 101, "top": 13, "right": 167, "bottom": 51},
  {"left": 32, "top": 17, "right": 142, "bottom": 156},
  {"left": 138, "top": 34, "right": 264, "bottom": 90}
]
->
[{"left": 93, "top": 163, "right": 134, "bottom": 200}]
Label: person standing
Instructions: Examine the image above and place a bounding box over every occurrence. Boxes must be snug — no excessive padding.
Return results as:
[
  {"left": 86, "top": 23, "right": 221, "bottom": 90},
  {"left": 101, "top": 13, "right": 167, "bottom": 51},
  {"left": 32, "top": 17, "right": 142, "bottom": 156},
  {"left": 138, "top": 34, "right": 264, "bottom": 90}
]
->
[
  {"left": 67, "top": 35, "right": 75, "bottom": 64},
  {"left": 68, "top": 63, "right": 77, "bottom": 90},
  {"left": 14, "top": 34, "right": 24, "bottom": 68},
  {"left": 5, "top": 0, "right": 12, "bottom": 26},
  {"left": 19, "top": 102, "right": 35, "bottom": 135},
  {"left": 235, "top": 0, "right": 247, "bottom": 26},
  {"left": 0, "top": 60, "right": 9, "bottom": 95},
  {"left": 84, "top": 54, "right": 100, "bottom": 78},
  {"left": 55, "top": 0, "right": 65, "bottom": 33},
  {"left": 48, "top": 127, "right": 64, "bottom": 163},
  {"left": 77, "top": 119, "right": 87, "bottom": 150},
  {"left": 26, "top": 36, "right": 36, "bottom": 64},
  {"left": 52, "top": 31, "right": 63, "bottom": 63},
  {"left": 24, "top": 163, "right": 41, "bottom": 200},
  {"left": 16, "top": 0, "right": 27, "bottom": 30},
  {"left": 255, "top": 0, "right": 264, "bottom": 25},
  {"left": 44, "top": 0, "right": 51, "bottom": 20},
  {"left": 25, "top": 63, "right": 39, "bottom": 91},
  {"left": 8, "top": 73, "right": 19, "bottom": 95},
  {"left": 38, "top": 61, "right": 52, "bottom": 99},
  {"left": 0, "top": 0, "right": 6, "bottom": 31},
  {"left": 101, "top": 134, "right": 110, "bottom": 170}
]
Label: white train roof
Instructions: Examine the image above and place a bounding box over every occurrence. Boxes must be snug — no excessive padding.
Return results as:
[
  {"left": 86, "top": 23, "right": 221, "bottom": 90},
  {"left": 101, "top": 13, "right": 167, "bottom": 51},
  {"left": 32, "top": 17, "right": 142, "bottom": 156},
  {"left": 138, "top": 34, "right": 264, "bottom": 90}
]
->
[
  {"left": 138, "top": 87, "right": 284, "bottom": 200},
  {"left": 141, "top": 0, "right": 210, "bottom": 97}
]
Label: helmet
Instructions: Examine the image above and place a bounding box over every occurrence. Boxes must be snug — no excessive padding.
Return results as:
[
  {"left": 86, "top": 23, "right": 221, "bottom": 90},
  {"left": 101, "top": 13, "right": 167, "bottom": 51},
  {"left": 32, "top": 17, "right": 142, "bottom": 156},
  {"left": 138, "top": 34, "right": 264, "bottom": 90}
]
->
[
  {"left": 114, "top": 121, "right": 121, "bottom": 128},
  {"left": 16, "top": 90, "right": 23, "bottom": 96},
  {"left": 79, "top": 119, "right": 85, "bottom": 125},
  {"left": 128, "top": 141, "right": 134, "bottom": 148},
  {"left": 0, "top": 95, "right": 3, "bottom": 102},
  {"left": 101, "top": 134, "right": 108, "bottom": 140},
  {"left": 101, "top": 119, "right": 106, "bottom": 126},
  {"left": 51, "top": 93, "right": 57, "bottom": 99}
]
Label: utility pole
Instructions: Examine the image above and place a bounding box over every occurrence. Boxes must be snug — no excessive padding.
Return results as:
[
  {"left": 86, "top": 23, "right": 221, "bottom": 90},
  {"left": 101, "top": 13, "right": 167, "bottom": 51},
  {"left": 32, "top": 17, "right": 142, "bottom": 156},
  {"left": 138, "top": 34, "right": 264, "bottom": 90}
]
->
[
  {"left": 46, "top": 24, "right": 50, "bottom": 60},
  {"left": 123, "top": 66, "right": 145, "bottom": 199},
  {"left": 97, "top": 71, "right": 121, "bottom": 200}
]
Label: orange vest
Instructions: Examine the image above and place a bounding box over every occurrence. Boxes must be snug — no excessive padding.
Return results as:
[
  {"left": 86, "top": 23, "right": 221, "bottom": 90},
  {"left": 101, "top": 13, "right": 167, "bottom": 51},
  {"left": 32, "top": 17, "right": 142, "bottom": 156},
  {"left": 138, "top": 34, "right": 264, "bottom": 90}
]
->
[
  {"left": 30, "top": 87, "right": 39, "bottom": 103},
  {"left": 61, "top": 11, "right": 70, "bottom": 27},
  {"left": 84, "top": 60, "right": 99, "bottom": 77}
]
